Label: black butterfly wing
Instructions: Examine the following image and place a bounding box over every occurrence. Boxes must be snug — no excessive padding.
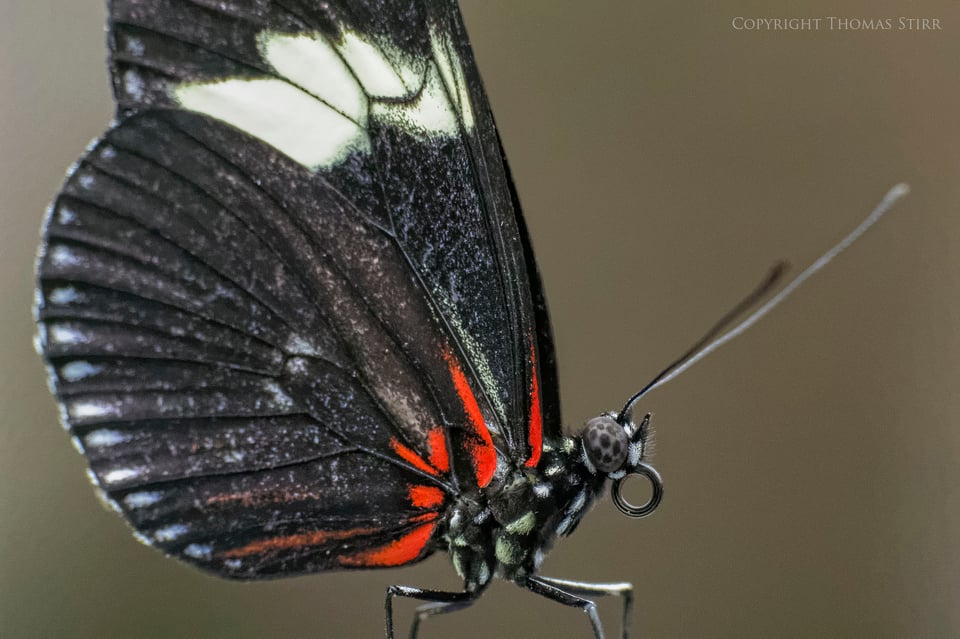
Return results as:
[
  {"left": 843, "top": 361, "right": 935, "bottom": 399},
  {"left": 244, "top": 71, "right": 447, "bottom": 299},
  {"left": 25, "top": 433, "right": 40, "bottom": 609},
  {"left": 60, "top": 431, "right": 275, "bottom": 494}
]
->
[{"left": 36, "top": 0, "right": 558, "bottom": 578}]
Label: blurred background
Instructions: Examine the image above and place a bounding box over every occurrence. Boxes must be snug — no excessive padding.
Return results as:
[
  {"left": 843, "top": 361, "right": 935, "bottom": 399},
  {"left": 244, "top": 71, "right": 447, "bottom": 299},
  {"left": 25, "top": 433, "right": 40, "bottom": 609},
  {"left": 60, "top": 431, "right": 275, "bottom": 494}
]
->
[{"left": 2, "top": 1, "right": 958, "bottom": 637}]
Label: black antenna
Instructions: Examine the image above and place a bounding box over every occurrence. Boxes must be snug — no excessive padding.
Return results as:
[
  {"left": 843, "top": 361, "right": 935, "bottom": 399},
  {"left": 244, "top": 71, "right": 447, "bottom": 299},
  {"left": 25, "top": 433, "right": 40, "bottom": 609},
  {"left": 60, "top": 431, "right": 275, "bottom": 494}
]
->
[{"left": 618, "top": 182, "right": 910, "bottom": 424}]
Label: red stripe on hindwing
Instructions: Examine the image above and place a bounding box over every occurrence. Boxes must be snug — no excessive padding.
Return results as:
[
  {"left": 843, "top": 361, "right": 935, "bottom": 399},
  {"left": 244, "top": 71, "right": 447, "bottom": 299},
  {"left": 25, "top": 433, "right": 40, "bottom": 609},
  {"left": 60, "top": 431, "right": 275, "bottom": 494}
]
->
[
  {"left": 221, "top": 513, "right": 440, "bottom": 567},
  {"left": 389, "top": 425, "right": 449, "bottom": 477},
  {"left": 407, "top": 484, "right": 445, "bottom": 509},
  {"left": 443, "top": 348, "right": 496, "bottom": 488},
  {"left": 525, "top": 344, "right": 543, "bottom": 468},
  {"left": 221, "top": 526, "right": 379, "bottom": 558},
  {"left": 338, "top": 514, "right": 439, "bottom": 567}
]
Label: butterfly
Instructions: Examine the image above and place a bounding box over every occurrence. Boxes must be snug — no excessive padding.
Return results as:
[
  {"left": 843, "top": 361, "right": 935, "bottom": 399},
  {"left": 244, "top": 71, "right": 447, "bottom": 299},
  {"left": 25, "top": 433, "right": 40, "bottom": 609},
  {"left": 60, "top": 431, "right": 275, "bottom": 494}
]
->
[
  {"left": 34, "top": 1, "right": 664, "bottom": 637},
  {"left": 34, "top": 1, "right": 908, "bottom": 637}
]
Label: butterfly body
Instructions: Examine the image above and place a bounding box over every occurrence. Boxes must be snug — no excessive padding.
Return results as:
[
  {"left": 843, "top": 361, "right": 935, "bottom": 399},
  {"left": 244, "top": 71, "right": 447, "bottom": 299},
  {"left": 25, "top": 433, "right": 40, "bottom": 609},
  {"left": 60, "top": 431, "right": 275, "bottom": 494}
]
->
[{"left": 444, "top": 434, "right": 606, "bottom": 589}]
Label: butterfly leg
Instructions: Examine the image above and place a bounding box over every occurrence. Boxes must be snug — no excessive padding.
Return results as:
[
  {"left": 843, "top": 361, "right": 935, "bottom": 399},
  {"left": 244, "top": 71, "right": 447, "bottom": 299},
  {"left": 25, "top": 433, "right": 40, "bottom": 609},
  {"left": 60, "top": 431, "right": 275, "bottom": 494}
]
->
[
  {"left": 536, "top": 576, "right": 634, "bottom": 639},
  {"left": 523, "top": 575, "right": 607, "bottom": 639},
  {"left": 407, "top": 599, "right": 476, "bottom": 639},
  {"left": 384, "top": 584, "right": 479, "bottom": 639}
]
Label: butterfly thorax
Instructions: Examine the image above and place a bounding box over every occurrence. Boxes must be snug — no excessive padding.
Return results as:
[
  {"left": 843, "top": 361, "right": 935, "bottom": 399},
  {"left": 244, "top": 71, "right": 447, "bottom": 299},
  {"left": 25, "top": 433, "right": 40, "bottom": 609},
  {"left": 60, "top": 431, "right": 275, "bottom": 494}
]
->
[{"left": 443, "top": 436, "right": 606, "bottom": 590}]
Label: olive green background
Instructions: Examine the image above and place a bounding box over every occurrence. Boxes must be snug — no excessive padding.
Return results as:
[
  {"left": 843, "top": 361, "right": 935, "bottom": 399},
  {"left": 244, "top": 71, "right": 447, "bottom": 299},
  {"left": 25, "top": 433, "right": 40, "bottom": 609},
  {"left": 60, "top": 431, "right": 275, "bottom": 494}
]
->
[{"left": 2, "top": 1, "right": 958, "bottom": 638}]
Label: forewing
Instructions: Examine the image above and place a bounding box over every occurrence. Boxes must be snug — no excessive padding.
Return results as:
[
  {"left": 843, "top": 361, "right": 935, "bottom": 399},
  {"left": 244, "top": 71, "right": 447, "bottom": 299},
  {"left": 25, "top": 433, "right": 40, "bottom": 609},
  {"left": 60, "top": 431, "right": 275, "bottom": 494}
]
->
[{"left": 108, "top": 0, "right": 560, "bottom": 458}]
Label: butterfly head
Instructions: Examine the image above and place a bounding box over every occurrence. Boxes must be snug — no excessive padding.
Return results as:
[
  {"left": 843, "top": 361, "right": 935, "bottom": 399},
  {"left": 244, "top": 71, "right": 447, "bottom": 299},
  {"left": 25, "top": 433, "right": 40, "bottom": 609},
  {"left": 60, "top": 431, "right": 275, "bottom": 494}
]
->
[{"left": 581, "top": 410, "right": 662, "bottom": 518}]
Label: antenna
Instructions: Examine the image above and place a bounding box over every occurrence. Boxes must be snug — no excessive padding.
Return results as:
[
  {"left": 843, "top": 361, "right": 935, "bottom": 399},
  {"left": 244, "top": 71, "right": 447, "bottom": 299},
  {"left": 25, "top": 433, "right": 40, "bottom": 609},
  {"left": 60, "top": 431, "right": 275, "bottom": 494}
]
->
[{"left": 618, "top": 183, "right": 910, "bottom": 423}]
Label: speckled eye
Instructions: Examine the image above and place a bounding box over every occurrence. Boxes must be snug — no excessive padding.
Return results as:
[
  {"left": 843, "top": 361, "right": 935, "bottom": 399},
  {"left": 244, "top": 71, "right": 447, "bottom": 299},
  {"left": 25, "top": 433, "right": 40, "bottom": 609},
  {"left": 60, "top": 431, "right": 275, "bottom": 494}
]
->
[{"left": 583, "top": 416, "right": 629, "bottom": 473}]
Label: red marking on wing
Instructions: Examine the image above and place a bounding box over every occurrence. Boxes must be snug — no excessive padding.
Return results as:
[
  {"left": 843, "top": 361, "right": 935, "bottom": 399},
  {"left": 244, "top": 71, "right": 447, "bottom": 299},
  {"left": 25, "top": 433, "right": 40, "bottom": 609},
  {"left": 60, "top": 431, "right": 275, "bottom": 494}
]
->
[
  {"left": 338, "top": 515, "right": 439, "bottom": 568},
  {"left": 391, "top": 437, "right": 438, "bottom": 476},
  {"left": 221, "top": 526, "right": 378, "bottom": 558},
  {"left": 525, "top": 345, "right": 543, "bottom": 468},
  {"left": 427, "top": 427, "right": 450, "bottom": 473},
  {"left": 408, "top": 484, "right": 445, "bottom": 509},
  {"left": 390, "top": 425, "right": 449, "bottom": 477},
  {"left": 443, "top": 348, "right": 496, "bottom": 488}
]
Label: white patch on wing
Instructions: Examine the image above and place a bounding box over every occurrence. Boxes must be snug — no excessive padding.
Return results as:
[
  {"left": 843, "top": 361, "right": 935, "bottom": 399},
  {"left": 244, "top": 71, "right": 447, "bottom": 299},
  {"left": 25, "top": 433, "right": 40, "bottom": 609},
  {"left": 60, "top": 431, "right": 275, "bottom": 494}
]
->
[
  {"left": 57, "top": 206, "right": 77, "bottom": 225},
  {"left": 69, "top": 400, "right": 116, "bottom": 420},
  {"left": 123, "top": 69, "right": 144, "bottom": 101},
  {"left": 48, "top": 286, "right": 81, "bottom": 305},
  {"left": 371, "top": 63, "right": 458, "bottom": 136},
  {"left": 175, "top": 79, "right": 364, "bottom": 169},
  {"left": 154, "top": 524, "right": 189, "bottom": 542},
  {"left": 258, "top": 32, "right": 367, "bottom": 124},
  {"left": 84, "top": 428, "right": 131, "bottom": 448},
  {"left": 102, "top": 468, "right": 140, "bottom": 485},
  {"left": 171, "top": 26, "right": 473, "bottom": 171},
  {"left": 49, "top": 245, "right": 80, "bottom": 267},
  {"left": 123, "top": 491, "right": 164, "bottom": 509},
  {"left": 428, "top": 22, "right": 475, "bottom": 131},
  {"left": 337, "top": 31, "right": 409, "bottom": 97},
  {"left": 60, "top": 360, "right": 103, "bottom": 382},
  {"left": 47, "top": 326, "right": 87, "bottom": 344},
  {"left": 183, "top": 543, "right": 213, "bottom": 560}
]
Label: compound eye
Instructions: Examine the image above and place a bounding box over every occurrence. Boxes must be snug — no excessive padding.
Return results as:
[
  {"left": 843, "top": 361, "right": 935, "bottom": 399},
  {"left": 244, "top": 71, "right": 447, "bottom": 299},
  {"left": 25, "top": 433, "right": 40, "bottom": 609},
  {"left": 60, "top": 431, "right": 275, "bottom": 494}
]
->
[{"left": 583, "top": 416, "right": 629, "bottom": 473}]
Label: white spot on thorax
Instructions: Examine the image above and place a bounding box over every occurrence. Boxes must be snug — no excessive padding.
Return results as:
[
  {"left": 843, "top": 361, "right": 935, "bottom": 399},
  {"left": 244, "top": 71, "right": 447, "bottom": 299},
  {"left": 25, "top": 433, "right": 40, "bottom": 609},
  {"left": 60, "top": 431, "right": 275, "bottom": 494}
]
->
[
  {"left": 494, "top": 537, "right": 521, "bottom": 564},
  {"left": 505, "top": 511, "right": 536, "bottom": 535}
]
